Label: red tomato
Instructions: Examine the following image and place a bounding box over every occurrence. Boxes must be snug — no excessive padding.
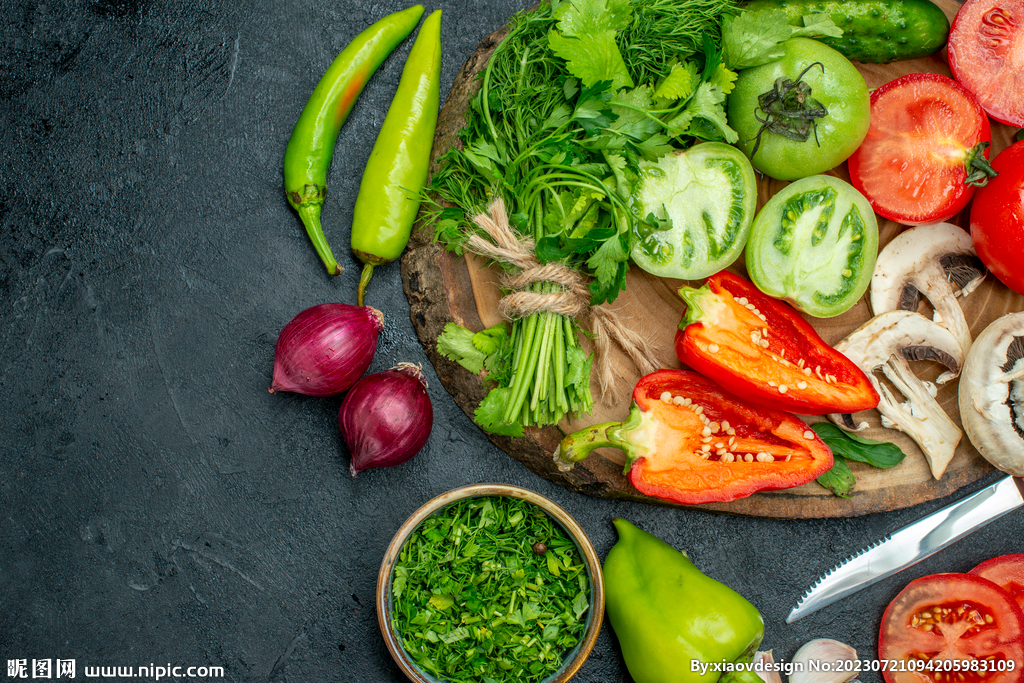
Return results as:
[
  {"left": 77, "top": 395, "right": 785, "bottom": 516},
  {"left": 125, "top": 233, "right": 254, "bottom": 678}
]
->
[
  {"left": 949, "top": 0, "right": 1024, "bottom": 127},
  {"left": 972, "top": 555, "right": 1024, "bottom": 612},
  {"left": 879, "top": 573, "right": 1024, "bottom": 683},
  {"left": 970, "top": 140, "right": 1024, "bottom": 295},
  {"left": 848, "top": 73, "right": 994, "bottom": 226}
]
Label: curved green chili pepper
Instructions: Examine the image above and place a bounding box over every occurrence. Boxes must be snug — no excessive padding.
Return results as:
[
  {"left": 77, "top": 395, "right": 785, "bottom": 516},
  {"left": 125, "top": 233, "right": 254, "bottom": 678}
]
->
[
  {"left": 284, "top": 5, "right": 425, "bottom": 276},
  {"left": 351, "top": 9, "right": 441, "bottom": 305}
]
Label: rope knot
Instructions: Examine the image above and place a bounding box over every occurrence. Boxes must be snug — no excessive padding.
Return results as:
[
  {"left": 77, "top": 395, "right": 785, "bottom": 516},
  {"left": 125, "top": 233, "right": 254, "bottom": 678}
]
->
[{"left": 464, "top": 198, "right": 658, "bottom": 402}]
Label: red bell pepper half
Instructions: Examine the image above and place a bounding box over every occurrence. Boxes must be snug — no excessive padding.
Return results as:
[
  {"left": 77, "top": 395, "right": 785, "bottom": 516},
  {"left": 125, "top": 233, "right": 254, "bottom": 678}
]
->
[
  {"left": 676, "top": 271, "right": 879, "bottom": 415},
  {"left": 555, "top": 370, "right": 834, "bottom": 504}
]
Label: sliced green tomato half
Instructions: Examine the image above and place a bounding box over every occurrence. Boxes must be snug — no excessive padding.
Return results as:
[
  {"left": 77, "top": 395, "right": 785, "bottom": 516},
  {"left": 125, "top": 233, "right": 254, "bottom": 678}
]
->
[
  {"left": 631, "top": 142, "right": 757, "bottom": 280},
  {"left": 745, "top": 175, "right": 878, "bottom": 318}
]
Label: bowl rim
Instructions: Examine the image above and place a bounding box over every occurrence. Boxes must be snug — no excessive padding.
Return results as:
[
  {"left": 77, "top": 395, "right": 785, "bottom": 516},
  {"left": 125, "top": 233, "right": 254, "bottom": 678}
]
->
[{"left": 376, "top": 483, "right": 605, "bottom": 683}]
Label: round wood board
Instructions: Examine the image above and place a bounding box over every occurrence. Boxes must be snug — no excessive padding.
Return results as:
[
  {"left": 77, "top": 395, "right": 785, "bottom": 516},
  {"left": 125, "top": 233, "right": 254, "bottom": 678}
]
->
[{"left": 401, "top": 0, "right": 1024, "bottom": 518}]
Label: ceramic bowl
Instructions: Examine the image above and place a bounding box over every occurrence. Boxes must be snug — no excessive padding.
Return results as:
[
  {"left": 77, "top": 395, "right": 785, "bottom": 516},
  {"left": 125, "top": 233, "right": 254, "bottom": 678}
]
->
[{"left": 376, "top": 483, "right": 605, "bottom": 683}]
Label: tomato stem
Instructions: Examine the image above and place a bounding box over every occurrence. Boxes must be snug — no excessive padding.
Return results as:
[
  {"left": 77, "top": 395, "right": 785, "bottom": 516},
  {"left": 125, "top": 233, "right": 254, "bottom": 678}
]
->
[
  {"left": 749, "top": 62, "right": 828, "bottom": 158},
  {"left": 964, "top": 141, "right": 999, "bottom": 187}
]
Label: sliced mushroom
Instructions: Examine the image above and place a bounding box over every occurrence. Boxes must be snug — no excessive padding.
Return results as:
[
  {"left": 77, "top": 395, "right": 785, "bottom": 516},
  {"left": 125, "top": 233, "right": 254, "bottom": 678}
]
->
[
  {"left": 871, "top": 222, "right": 986, "bottom": 355},
  {"left": 959, "top": 312, "right": 1024, "bottom": 477},
  {"left": 830, "top": 310, "right": 965, "bottom": 480}
]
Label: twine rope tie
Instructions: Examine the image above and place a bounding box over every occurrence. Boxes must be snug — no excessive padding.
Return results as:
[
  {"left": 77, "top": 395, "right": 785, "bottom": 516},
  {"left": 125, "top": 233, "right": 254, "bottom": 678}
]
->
[{"left": 466, "top": 198, "right": 658, "bottom": 402}]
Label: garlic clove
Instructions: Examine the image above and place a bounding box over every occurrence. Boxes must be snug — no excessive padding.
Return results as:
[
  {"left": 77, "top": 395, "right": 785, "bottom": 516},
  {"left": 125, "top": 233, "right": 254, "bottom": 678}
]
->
[
  {"left": 789, "top": 639, "right": 859, "bottom": 683},
  {"left": 754, "top": 650, "right": 783, "bottom": 683}
]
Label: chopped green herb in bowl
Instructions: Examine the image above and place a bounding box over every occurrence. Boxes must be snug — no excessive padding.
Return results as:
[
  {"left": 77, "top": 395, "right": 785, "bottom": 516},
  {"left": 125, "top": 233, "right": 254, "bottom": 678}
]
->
[{"left": 376, "top": 484, "right": 605, "bottom": 683}]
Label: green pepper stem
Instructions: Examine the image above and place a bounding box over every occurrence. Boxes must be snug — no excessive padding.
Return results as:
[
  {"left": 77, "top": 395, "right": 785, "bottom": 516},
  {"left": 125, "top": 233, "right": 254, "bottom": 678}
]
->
[
  {"left": 555, "top": 403, "right": 645, "bottom": 472},
  {"left": 357, "top": 263, "right": 374, "bottom": 306},
  {"left": 556, "top": 421, "right": 624, "bottom": 466},
  {"left": 297, "top": 204, "right": 342, "bottom": 276}
]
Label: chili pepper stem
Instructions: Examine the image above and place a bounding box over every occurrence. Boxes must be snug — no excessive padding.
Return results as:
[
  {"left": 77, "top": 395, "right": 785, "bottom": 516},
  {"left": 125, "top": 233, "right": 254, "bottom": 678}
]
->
[
  {"left": 297, "top": 205, "right": 342, "bottom": 276},
  {"left": 357, "top": 263, "right": 374, "bottom": 307}
]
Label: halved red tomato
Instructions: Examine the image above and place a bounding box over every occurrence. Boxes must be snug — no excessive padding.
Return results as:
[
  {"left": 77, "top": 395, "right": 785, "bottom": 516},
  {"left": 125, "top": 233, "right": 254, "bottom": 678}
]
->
[
  {"left": 848, "top": 73, "right": 994, "bottom": 226},
  {"left": 971, "top": 555, "right": 1024, "bottom": 612},
  {"left": 879, "top": 573, "right": 1024, "bottom": 683},
  {"left": 949, "top": 0, "right": 1024, "bottom": 127}
]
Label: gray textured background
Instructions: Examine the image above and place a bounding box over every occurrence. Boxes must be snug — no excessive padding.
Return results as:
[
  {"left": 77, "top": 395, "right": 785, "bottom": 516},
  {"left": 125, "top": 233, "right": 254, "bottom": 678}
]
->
[{"left": 1, "top": 0, "right": 1021, "bottom": 681}]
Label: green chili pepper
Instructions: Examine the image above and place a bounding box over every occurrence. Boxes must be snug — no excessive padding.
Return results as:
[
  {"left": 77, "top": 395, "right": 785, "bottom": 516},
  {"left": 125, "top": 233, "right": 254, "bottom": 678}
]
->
[
  {"left": 604, "top": 519, "right": 764, "bottom": 683},
  {"left": 351, "top": 9, "right": 441, "bottom": 306},
  {"left": 283, "top": 5, "right": 425, "bottom": 276}
]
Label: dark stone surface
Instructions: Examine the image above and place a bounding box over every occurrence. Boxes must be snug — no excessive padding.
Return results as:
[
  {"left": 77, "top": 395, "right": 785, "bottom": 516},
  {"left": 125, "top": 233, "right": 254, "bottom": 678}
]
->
[{"left": 0, "top": 0, "right": 1020, "bottom": 681}]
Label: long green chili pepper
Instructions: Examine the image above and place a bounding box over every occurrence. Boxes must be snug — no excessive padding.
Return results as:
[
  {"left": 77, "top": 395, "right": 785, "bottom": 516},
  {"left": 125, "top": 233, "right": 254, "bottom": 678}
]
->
[
  {"left": 284, "top": 5, "right": 425, "bottom": 276},
  {"left": 351, "top": 9, "right": 441, "bottom": 306}
]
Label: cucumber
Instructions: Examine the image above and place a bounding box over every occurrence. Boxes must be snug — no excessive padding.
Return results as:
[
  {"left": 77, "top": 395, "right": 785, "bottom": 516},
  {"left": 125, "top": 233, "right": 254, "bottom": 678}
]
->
[{"left": 744, "top": 0, "right": 950, "bottom": 63}]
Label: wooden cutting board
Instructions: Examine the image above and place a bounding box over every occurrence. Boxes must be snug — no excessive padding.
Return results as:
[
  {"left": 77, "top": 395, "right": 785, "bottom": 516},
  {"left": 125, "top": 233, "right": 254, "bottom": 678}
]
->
[{"left": 401, "top": 0, "right": 1023, "bottom": 518}]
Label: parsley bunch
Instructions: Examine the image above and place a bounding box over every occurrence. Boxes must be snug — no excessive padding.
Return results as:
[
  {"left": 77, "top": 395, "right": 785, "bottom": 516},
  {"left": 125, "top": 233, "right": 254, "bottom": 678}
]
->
[
  {"left": 430, "top": 0, "right": 740, "bottom": 436},
  {"left": 391, "top": 497, "right": 590, "bottom": 682}
]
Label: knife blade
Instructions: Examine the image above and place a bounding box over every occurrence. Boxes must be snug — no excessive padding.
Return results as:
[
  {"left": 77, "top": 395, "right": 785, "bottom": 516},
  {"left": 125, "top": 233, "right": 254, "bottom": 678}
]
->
[{"left": 788, "top": 475, "right": 1024, "bottom": 623}]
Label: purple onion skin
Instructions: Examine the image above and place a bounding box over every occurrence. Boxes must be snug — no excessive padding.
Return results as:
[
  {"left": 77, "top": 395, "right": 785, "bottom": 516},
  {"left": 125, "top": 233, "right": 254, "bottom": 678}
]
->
[
  {"left": 269, "top": 303, "right": 384, "bottom": 397},
  {"left": 340, "top": 364, "right": 433, "bottom": 476}
]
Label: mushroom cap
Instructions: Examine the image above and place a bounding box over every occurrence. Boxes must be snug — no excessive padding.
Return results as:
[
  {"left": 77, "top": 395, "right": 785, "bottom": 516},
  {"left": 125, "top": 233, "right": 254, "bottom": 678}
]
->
[
  {"left": 959, "top": 311, "right": 1024, "bottom": 477},
  {"left": 871, "top": 222, "right": 985, "bottom": 355}
]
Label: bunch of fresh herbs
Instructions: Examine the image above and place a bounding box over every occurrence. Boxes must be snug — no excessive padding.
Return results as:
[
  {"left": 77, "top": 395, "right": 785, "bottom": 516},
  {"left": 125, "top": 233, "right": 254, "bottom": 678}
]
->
[
  {"left": 391, "top": 497, "right": 590, "bottom": 682},
  {"left": 430, "top": 0, "right": 741, "bottom": 436}
]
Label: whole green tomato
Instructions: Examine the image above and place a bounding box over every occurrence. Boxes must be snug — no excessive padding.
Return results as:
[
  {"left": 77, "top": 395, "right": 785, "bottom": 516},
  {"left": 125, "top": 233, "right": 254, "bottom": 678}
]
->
[{"left": 727, "top": 38, "right": 871, "bottom": 181}]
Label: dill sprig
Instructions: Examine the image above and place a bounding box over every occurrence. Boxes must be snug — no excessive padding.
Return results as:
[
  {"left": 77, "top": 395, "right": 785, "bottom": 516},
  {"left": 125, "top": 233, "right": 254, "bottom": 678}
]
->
[{"left": 618, "top": 0, "right": 739, "bottom": 85}]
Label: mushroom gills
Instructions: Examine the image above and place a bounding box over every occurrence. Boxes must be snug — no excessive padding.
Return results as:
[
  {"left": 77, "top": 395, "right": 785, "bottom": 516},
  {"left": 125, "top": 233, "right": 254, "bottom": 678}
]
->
[
  {"left": 942, "top": 252, "right": 987, "bottom": 297},
  {"left": 830, "top": 310, "right": 964, "bottom": 480},
  {"left": 1003, "top": 337, "right": 1024, "bottom": 441},
  {"left": 871, "top": 223, "right": 985, "bottom": 356},
  {"left": 959, "top": 315, "right": 1024, "bottom": 477}
]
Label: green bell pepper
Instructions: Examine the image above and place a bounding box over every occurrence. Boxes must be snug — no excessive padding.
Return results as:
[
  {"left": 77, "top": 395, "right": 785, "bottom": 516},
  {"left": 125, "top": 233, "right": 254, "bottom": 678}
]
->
[{"left": 604, "top": 519, "right": 764, "bottom": 683}]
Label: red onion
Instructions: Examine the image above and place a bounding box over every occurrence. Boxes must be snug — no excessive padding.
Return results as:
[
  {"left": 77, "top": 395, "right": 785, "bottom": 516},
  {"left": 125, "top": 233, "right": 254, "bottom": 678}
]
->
[
  {"left": 340, "top": 363, "right": 433, "bottom": 476},
  {"left": 269, "top": 303, "right": 384, "bottom": 396}
]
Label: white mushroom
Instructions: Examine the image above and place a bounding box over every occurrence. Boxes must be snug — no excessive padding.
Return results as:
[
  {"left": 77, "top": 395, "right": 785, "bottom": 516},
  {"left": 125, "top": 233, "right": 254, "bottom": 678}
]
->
[
  {"left": 871, "top": 222, "right": 986, "bottom": 355},
  {"left": 830, "top": 310, "right": 964, "bottom": 480},
  {"left": 959, "top": 312, "right": 1024, "bottom": 477}
]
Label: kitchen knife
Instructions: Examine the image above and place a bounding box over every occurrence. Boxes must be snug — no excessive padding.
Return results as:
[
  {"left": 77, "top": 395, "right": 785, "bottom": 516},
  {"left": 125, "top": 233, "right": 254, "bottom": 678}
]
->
[{"left": 788, "top": 475, "right": 1024, "bottom": 623}]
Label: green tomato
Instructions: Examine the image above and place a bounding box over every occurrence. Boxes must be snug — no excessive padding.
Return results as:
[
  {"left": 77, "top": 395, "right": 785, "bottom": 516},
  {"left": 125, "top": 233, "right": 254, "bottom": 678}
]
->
[
  {"left": 745, "top": 175, "right": 878, "bottom": 318},
  {"left": 727, "top": 38, "right": 871, "bottom": 181},
  {"left": 631, "top": 142, "right": 757, "bottom": 280}
]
